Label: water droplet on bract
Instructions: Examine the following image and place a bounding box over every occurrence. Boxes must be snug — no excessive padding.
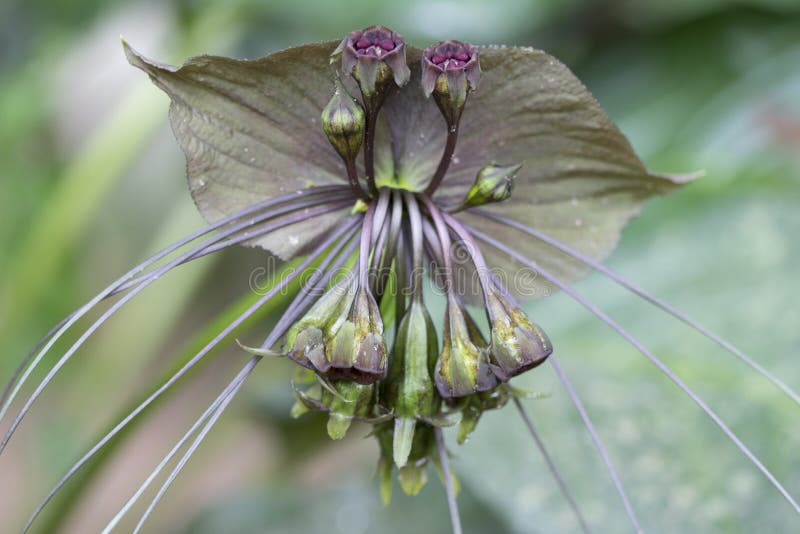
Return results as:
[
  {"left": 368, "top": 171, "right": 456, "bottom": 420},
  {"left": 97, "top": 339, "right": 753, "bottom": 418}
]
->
[
  {"left": 249, "top": 157, "right": 256, "bottom": 163},
  {"left": 452, "top": 156, "right": 460, "bottom": 164},
  {"left": 449, "top": 125, "right": 457, "bottom": 133},
  {"left": 244, "top": 147, "right": 249, "bottom": 153},
  {"left": 289, "top": 236, "right": 300, "bottom": 246}
]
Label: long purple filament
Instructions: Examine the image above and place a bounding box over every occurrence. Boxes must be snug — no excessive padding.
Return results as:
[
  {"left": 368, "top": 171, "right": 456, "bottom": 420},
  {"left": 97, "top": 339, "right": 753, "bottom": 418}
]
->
[
  {"left": 435, "top": 427, "right": 463, "bottom": 534},
  {"left": 20, "top": 216, "right": 360, "bottom": 530},
  {"left": 473, "top": 208, "right": 800, "bottom": 408},
  {"left": 0, "top": 187, "right": 352, "bottom": 427},
  {"left": 0, "top": 201, "right": 349, "bottom": 453},
  {"left": 513, "top": 397, "right": 591, "bottom": 534},
  {"left": 463, "top": 220, "right": 800, "bottom": 517}
]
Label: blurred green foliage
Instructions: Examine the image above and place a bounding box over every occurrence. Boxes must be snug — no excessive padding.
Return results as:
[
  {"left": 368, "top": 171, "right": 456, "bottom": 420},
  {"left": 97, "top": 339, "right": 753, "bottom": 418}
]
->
[{"left": 1, "top": 1, "right": 798, "bottom": 532}]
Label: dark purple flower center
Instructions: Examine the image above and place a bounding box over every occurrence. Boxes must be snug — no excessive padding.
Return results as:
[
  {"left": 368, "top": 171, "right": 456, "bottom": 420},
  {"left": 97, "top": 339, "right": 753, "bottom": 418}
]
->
[
  {"left": 430, "top": 45, "right": 471, "bottom": 70},
  {"left": 354, "top": 31, "right": 397, "bottom": 57}
]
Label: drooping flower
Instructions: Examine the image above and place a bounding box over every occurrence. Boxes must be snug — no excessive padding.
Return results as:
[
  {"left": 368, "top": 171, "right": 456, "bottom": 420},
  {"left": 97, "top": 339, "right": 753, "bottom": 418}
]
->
[{"left": 5, "top": 25, "right": 799, "bottom": 534}]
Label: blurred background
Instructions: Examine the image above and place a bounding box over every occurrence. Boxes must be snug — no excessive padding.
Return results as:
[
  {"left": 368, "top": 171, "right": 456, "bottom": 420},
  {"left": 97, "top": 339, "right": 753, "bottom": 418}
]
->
[{"left": 1, "top": 0, "right": 799, "bottom": 532}]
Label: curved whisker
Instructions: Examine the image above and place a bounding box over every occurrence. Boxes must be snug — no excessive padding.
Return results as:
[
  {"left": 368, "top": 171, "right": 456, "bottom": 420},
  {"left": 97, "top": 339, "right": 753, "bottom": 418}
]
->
[
  {"left": 14, "top": 217, "right": 360, "bottom": 530},
  {"left": 513, "top": 397, "right": 592, "bottom": 534},
  {"left": 98, "top": 355, "right": 261, "bottom": 534},
  {"left": 553, "top": 356, "right": 642, "bottom": 532},
  {"left": 0, "top": 187, "right": 351, "bottom": 427},
  {"left": 465, "top": 222, "right": 800, "bottom": 517},
  {"left": 471, "top": 208, "right": 800, "bottom": 408},
  {"left": 434, "top": 427, "right": 463, "bottom": 534},
  {"left": 131, "top": 355, "right": 260, "bottom": 534},
  {"left": 0, "top": 314, "right": 73, "bottom": 410},
  {"left": 0, "top": 198, "right": 353, "bottom": 454}
]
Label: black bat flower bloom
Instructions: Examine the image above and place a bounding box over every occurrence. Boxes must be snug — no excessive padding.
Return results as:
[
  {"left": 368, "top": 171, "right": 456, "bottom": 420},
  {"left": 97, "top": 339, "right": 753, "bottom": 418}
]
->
[{"left": 3, "top": 26, "right": 799, "bottom": 533}]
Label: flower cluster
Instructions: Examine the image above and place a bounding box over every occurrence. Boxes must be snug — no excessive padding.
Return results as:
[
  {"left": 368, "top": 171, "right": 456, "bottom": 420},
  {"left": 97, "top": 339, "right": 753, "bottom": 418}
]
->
[
  {"left": 13, "top": 24, "right": 756, "bottom": 533},
  {"left": 115, "top": 24, "right": 689, "bottom": 504},
  {"left": 279, "top": 27, "right": 555, "bottom": 498}
]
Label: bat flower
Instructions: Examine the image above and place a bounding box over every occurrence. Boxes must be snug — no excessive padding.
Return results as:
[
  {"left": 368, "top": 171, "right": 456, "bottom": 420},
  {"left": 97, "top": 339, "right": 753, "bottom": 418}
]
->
[{"left": 5, "top": 25, "right": 800, "bottom": 534}]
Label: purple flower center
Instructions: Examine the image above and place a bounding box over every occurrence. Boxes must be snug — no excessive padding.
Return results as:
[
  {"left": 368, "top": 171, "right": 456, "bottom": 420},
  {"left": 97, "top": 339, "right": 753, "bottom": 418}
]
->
[
  {"left": 430, "top": 48, "right": 471, "bottom": 70},
  {"left": 354, "top": 36, "right": 396, "bottom": 56}
]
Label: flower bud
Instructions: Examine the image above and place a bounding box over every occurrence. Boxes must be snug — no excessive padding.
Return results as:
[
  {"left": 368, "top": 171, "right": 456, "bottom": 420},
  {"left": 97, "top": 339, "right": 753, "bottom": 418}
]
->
[
  {"left": 463, "top": 163, "right": 520, "bottom": 208},
  {"left": 321, "top": 81, "right": 365, "bottom": 163},
  {"left": 283, "top": 275, "right": 357, "bottom": 371},
  {"left": 485, "top": 285, "right": 552, "bottom": 381},
  {"left": 321, "top": 379, "right": 376, "bottom": 440},
  {"left": 456, "top": 387, "right": 511, "bottom": 444},
  {"left": 421, "top": 40, "right": 480, "bottom": 125},
  {"left": 319, "top": 284, "right": 388, "bottom": 384},
  {"left": 333, "top": 26, "right": 411, "bottom": 97},
  {"left": 383, "top": 299, "right": 439, "bottom": 467},
  {"left": 435, "top": 295, "right": 498, "bottom": 398},
  {"left": 376, "top": 423, "right": 436, "bottom": 502}
]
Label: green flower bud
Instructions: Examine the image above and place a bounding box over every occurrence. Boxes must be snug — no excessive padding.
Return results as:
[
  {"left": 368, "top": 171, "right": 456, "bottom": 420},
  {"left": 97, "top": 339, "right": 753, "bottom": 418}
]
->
[
  {"left": 321, "top": 81, "right": 365, "bottom": 163},
  {"left": 305, "top": 283, "right": 387, "bottom": 384},
  {"left": 435, "top": 295, "right": 498, "bottom": 398},
  {"left": 376, "top": 423, "right": 436, "bottom": 502},
  {"left": 322, "top": 379, "right": 376, "bottom": 440},
  {"left": 463, "top": 163, "right": 521, "bottom": 208},
  {"left": 383, "top": 299, "right": 439, "bottom": 467},
  {"left": 485, "top": 285, "right": 553, "bottom": 381},
  {"left": 456, "top": 387, "right": 511, "bottom": 444},
  {"left": 284, "top": 275, "right": 357, "bottom": 371}
]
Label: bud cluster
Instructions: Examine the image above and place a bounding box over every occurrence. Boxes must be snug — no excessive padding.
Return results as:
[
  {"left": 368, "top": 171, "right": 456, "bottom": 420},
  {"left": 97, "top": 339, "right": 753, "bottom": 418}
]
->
[{"left": 290, "top": 26, "right": 551, "bottom": 501}]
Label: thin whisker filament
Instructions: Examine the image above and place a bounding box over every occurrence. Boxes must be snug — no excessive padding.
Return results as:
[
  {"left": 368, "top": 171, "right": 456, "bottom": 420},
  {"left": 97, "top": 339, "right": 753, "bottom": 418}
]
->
[
  {"left": 472, "top": 208, "right": 800, "bottom": 408},
  {"left": 17, "top": 217, "right": 361, "bottom": 531},
  {"left": 466, "top": 222, "right": 800, "bottom": 516},
  {"left": 513, "top": 397, "right": 592, "bottom": 534},
  {"left": 131, "top": 355, "right": 262, "bottom": 534},
  {"left": 93, "top": 355, "right": 261, "bottom": 534},
  {"left": 0, "top": 197, "right": 355, "bottom": 454},
  {"left": 0, "top": 187, "right": 352, "bottom": 428}
]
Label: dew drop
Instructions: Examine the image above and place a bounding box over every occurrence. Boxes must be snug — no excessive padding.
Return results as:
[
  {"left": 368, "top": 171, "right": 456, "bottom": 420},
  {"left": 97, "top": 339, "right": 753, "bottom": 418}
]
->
[
  {"left": 452, "top": 156, "right": 460, "bottom": 164},
  {"left": 289, "top": 236, "right": 300, "bottom": 246}
]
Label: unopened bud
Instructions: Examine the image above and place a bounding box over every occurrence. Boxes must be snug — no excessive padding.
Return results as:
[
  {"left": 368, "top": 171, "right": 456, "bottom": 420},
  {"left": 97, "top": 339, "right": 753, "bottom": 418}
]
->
[
  {"left": 463, "top": 163, "right": 520, "bottom": 208},
  {"left": 322, "top": 379, "right": 376, "bottom": 440},
  {"left": 456, "top": 387, "right": 511, "bottom": 444},
  {"left": 485, "top": 285, "right": 552, "bottom": 381},
  {"left": 321, "top": 81, "right": 365, "bottom": 163},
  {"left": 435, "top": 296, "right": 497, "bottom": 398},
  {"left": 383, "top": 299, "right": 439, "bottom": 467},
  {"left": 318, "top": 284, "right": 387, "bottom": 384},
  {"left": 284, "top": 275, "right": 356, "bottom": 371}
]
